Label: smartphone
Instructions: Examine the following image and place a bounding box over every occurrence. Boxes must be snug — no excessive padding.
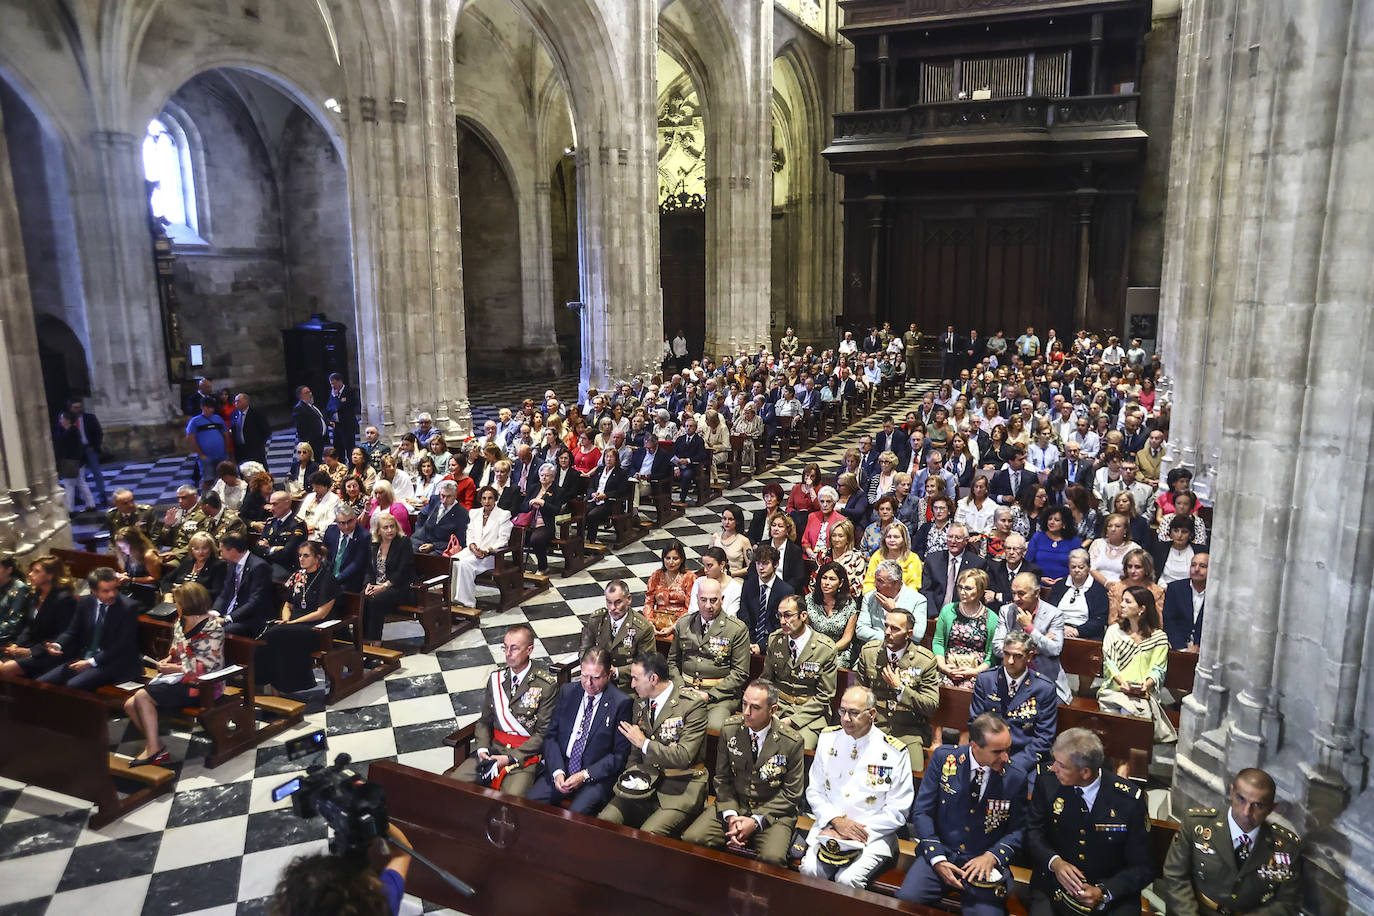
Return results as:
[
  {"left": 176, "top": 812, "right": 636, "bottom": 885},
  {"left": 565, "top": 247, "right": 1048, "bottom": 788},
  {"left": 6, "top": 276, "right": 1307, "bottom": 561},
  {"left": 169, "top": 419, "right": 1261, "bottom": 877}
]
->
[{"left": 272, "top": 777, "right": 302, "bottom": 803}]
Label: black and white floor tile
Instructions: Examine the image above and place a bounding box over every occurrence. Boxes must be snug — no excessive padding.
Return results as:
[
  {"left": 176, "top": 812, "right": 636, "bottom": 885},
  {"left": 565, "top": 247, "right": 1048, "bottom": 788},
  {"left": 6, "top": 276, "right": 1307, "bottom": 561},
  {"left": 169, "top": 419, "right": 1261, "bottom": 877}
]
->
[{"left": 7, "top": 379, "right": 935, "bottom": 915}]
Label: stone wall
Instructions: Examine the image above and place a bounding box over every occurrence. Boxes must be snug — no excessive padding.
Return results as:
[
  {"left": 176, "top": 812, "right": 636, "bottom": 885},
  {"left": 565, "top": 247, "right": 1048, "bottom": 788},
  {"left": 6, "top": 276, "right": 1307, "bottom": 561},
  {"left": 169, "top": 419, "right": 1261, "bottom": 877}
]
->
[
  {"left": 458, "top": 123, "right": 525, "bottom": 375},
  {"left": 1128, "top": 3, "right": 1180, "bottom": 289}
]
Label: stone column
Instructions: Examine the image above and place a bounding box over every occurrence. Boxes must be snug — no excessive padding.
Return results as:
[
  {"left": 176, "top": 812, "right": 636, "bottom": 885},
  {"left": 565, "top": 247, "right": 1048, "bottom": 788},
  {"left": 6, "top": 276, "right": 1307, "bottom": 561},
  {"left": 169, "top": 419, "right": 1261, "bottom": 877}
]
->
[
  {"left": 0, "top": 103, "right": 70, "bottom": 556},
  {"left": 702, "top": 0, "right": 774, "bottom": 360},
  {"left": 1163, "top": 0, "right": 1374, "bottom": 911},
  {"left": 519, "top": 178, "right": 562, "bottom": 375}
]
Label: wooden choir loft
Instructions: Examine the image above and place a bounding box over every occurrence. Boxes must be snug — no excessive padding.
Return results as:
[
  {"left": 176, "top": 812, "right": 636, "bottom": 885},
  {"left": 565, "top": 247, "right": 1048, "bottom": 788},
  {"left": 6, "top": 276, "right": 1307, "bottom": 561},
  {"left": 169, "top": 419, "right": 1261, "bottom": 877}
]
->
[{"left": 826, "top": 0, "right": 1151, "bottom": 336}]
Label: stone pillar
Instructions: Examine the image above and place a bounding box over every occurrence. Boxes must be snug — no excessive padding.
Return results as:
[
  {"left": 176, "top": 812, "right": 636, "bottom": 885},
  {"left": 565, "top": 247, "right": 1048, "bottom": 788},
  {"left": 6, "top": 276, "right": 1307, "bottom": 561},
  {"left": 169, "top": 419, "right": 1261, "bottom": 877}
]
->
[
  {"left": 702, "top": 0, "right": 774, "bottom": 360},
  {"left": 519, "top": 178, "right": 562, "bottom": 375},
  {"left": 66, "top": 132, "right": 179, "bottom": 448},
  {"left": 1162, "top": 0, "right": 1374, "bottom": 910},
  {"left": 0, "top": 103, "right": 71, "bottom": 556},
  {"left": 348, "top": 1, "right": 471, "bottom": 442}
]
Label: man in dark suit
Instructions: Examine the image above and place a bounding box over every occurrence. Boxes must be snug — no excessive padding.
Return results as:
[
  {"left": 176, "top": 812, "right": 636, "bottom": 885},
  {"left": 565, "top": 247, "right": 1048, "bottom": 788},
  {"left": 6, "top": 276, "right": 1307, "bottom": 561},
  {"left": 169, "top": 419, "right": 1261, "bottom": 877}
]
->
[
  {"left": 1053, "top": 441, "right": 1093, "bottom": 492},
  {"left": 738, "top": 544, "right": 795, "bottom": 653},
  {"left": 986, "top": 533, "right": 1043, "bottom": 607},
  {"left": 969, "top": 631, "right": 1057, "bottom": 779},
  {"left": 627, "top": 436, "right": 673, "bottom": 514},
  {"left": 527, "top": 646, "right": 634, "bottom": 814},
  {"left": 215, "top": 533, "right": 276, "bottom": 636},
  {"left": 873, "top": 416, "right": 910, "bottom": 469},
  {"left": 921, "top": 525, "right": 987, "bottom": 615},
  {"left": 322, "top": 508, "right": 372, "bottom": 593},
  {"left": 231, "top": 393, "right": 272, "bottom": 466},
  {"left": 861, "top": 327, "right": 881, "bottom": 354},
  {"left": 1026, "top": 728, "right": 1153, "bottom": 915},
  {"left": 671, "top": 417, "right": 709, "bottom": 502},
  {"left": 411, "top": 481, "right": 467, "bottom": 554},
  {"left": 292, "top": 385, "right": 328, "bottom": 459},
  {"left": 963, "top": 329, "right": 985, "bottom": 373},
  {"left": 1163, "top": 552, "right": 1208, "bottom": 651},
  {"left": 67, "top": 398, "right": 108, "bottom": 505},
  {"left": 896, "top": 713, "right": 1028, "bottom": 911},
  {"left": 325, "top": 373, "right": 360, "bottom": 456},
  {"left": 35, "top": 568, "right": 140, "bottom": 690},
  {"left": 939, "top": 325, "right": 963, "bottom": 380},
  {"left": 990, "top": 447, "right": 1030, "bottom": 506}
]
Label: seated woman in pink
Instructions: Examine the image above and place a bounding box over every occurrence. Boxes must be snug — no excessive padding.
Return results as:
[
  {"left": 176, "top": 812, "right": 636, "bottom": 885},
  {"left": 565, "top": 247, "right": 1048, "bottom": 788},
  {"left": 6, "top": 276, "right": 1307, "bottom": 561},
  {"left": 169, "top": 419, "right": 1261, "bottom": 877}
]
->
[{"left": 364, "top": 480, "right": 412, "bottom": 536}]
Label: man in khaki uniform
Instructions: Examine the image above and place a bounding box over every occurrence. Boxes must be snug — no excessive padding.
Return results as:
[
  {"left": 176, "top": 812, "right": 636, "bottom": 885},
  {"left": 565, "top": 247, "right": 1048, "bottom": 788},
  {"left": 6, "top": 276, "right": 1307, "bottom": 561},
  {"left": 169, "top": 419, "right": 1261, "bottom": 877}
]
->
[
  {"left": 1160, "top": 768, "right": 1302, "bottom": 916},
  {"left": 669, "top": 577, "right": 750, "bottom": 730},
  {"left": 450, "top": 624, "right": 558, "bottom": 797},
  {"left": 106, "top": 489, "right": 157, "bottom": 541},
  {"left": 682, "top": 679, "right": 806, "bottom": 865},
  {"left": 155, "top": 485, "right": 210, "bottom": 563},
  {"left": 599, "top": 652, "right": 709, "bottom": 837},
  {"left": 760, "top": 594, "right": 837, "bottom": 750},
  {"left": 199, "top": 491, "right": 247, "bottom": 544},
  {"left": 579, "top": 579, "right": 657, "bottom": 690},
  {"left": 854, "top": 608, "right": 940, "bottom": 758}
]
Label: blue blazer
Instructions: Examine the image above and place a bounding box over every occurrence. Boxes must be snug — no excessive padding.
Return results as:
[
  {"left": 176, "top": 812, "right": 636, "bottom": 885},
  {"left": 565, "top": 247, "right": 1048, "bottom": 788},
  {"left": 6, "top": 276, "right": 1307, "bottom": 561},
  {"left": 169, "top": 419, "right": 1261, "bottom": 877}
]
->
[
  {"left": 626, "top": 445, "right": 674, "bottom": 482},
  {"left": 912, "top": 744, "right": 1027, "bottom": 868},
  {"left": 410, "top": 495, "right": 468, "bottom": 552},
  {"left": 969, "top": 667, "right": 1058, "bottom": 775},
  {"left": 1162, "top": 578, "right": 1204, "bottom": 649},
  {"left": 322, "top": 523, "right": 373, "bottom": 593},
  {"left": 53, "top": 594, "right": 142, "bottom": 679},
  {"left": 541, "top": 682, "right": 634, "bottom": 786},
  {"left": 212, "top": 553, "right": 275, "bottom": 634}
]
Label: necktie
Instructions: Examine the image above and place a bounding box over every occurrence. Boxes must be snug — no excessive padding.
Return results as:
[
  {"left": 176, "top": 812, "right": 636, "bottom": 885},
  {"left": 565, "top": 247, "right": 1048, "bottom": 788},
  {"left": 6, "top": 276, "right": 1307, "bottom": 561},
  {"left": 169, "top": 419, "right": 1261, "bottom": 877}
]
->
[
  {"left": 567, "top": 696, "right": 596, "bottom": 774},
  {"left": 519, "top": 465, "right": 529, "bottom": 489},
  {"left": 1074, "top": 786, "right": 1089, "bottom": 815},
  {"left": 945, "top": 555, "right": 958, "bottom": 606},
  {"left": 751, "top": 731, "right": 760, "bottom": 757},
  {"left": 971, "top": 765, "right": 985, "bottom": 801},
  {"left": 334, "top": 535, "right": 349, "bottom": 575},
  {"left": 1236, "top": 834, "right": 1252, "bottom": 864},
  {"left": 789, "top": 638, "right": 799, "bottom": 665},
  {"left": 760, "top": 583, "right": 769, "bottom": 614},
  {"left": 227, "top": 563, "right": 242, "bottom": 615},
  {"left": 1011, "top": 471, "right": 1020, "bottom": 494},
  {"left": 87, "top": 603, "right": 107, "bottom": 658}
]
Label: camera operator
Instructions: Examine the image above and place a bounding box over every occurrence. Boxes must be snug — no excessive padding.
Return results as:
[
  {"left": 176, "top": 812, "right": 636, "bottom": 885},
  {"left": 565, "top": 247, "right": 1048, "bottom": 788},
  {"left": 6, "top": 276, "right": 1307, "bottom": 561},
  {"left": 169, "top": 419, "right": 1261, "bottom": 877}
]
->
[{"left": 270, "top": 823, "right": 413, "bottom": 916}]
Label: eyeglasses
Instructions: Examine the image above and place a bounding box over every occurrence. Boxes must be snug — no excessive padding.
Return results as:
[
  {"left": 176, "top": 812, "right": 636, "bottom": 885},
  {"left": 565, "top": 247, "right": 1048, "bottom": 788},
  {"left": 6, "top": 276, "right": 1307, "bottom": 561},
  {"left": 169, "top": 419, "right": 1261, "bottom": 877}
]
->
[{"left": 837, "top": 707, "right": 872, "bottom": 720}]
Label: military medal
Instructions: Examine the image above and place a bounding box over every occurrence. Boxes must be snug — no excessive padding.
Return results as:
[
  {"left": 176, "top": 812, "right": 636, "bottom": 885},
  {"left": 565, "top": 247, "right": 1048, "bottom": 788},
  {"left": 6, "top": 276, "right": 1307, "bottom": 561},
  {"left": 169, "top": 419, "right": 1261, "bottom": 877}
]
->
[
  {"left": 850, "top": 742, "right": 859, "bottom": 760},
  {"left": 1053, "top": 797, "right": 1065, "bottom": 816}
]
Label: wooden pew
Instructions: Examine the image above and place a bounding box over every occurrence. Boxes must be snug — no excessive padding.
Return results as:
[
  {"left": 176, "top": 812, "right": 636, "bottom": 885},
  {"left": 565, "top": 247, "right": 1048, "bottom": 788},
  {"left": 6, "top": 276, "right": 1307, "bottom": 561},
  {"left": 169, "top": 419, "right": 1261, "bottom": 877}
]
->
[
  {"left": 1059, "top": 701, "right": 1154, "bottom": 781},
  {"left": 1060, "top": 637, "right": 1106, "bottom": 698},
  {"left": 0, "top": 678, "right": 175, "bottom": 828},
  {"left": 554, "top": 499, "right": 598, "bottom": 577},
  {"left": 53, "top": 546, "right": 111, "bottom": 581},
  {"left": 471, "top": 526, "right": 549, "bottom": 611},
  {"left": 314, "top": 591, "right": 399, "bottom": 702},
  {"left": 380, "top": 553, "right": 476, "bottom": 654},
  {"left": 368, "top": 762, "right": 940, "bottom": 916}
]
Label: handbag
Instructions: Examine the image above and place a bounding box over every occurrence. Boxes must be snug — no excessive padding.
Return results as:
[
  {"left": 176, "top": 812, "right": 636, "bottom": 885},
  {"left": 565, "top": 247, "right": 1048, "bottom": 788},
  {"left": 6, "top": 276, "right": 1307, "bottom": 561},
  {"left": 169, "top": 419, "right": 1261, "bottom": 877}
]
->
[
  {"left": 513, "top": 508, "right": 538, "bottom": 528},
  {"left": 441, "top": 534, "right": 463, "bottom": 558}
]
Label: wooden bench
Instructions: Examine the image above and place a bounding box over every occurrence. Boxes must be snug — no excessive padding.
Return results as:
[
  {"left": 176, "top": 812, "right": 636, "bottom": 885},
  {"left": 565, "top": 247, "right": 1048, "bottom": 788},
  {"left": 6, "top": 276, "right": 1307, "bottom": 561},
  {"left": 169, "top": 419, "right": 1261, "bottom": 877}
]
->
[
  {"left": 381, "top": 554, "right": 474, "bottom": 654},
  {"left": 313, "top": 591, "right": 399, "bottom": 701},
  {"left": 471, "top": 526, "right": 549, "bottom": 611},
  {"left": 53, "top": 546, "right": 110, "bottom": 580},
  {"left": 0, "top": 678, "right": 176, "bottom": 828},
  {"left": 721, "top": 434, "right": 752, "bottom": 490},
  {"left": 552, "top": 498, "right": 599, "bottom": 577}
]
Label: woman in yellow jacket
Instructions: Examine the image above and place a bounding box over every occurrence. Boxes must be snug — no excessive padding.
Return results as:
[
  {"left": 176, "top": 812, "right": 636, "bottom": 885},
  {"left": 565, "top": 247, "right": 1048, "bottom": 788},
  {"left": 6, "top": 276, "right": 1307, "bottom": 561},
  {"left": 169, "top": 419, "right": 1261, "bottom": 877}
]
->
[{"left": 862, "top": 521, "right": 923, "bottom": 593}]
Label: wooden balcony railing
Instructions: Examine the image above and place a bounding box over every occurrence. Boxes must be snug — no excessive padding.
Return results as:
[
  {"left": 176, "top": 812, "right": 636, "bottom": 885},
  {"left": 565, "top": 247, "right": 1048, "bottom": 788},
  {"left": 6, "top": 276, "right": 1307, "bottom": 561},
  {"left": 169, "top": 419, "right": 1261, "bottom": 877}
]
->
[
  {"left": 840, "top": 0, "right": 1138, "bottom": 30},
  {"left": 831, "top": 94, "right": 1139, "bottom": 143}
]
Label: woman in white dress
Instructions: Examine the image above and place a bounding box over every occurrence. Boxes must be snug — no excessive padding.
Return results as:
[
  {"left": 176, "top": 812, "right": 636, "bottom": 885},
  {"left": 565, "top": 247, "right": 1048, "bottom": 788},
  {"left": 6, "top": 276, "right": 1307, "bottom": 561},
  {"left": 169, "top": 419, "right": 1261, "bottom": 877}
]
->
[{"left": 451, "top": 485, "right": 513, "bottom": 607}]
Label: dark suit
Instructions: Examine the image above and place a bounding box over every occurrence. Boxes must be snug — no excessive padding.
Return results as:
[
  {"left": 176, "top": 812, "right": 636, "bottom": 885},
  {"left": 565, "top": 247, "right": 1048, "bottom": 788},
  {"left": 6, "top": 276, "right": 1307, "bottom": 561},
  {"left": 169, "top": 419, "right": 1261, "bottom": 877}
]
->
[
  {"left": 1053, "top": 458, "right": 1093, "bottom": 491},
  {"left": 1026, "top": 769, "right": 1154, "bottom": 914},
  {"left": 939, "top": 332, "right": 963, "bottom": 379},
  {"left": 1162, "top": 579, "right": 1205, "bottom": 650},
  {"left": 627, "top": 444, "right": 673, "bottom": 486},
  {"left": 325, "top": 384, "right": 360, "bottom": 455},
  {"left": 737, "top": 572, "right": 794, "bottom": 650},
  {"left": 990, "top": 468, "right": 1032, "bottom": 505},
  {"left": 1048, "top": 578, "right": 1110, "bottom": 640},
  {"left": 969, "top": 668, "right": 1058, "bottom": 777},
  {"left": 410, "top": 496, "right": 468, "bottom": 554},
  {"left": 9, "top": 588, "right": 77, "bottom": 677},
  {"left": 987, "top": 559, "right": 1045, "bottom": 608},
  {"left": 873, "top": 429, "right": 910, "bottom": 470},
  {"left": 527, "top": 683, "right": 634, "bottom": 814},
  {"left": 583, "top": 466, "right": 630, "bottom": 539},
  {"left": 214, "top": 553, "right": 275, "bottom": 637},
  {"left": 897, "top": 744, "right": 1027, "bottom": 913},
  {"left": 38, "top": 594, "right": 142, "bottom": 689},
  {"left": 551, "top": 466, "right": 585, "bottom": 505},
  {"left": 292, "top": 399, "right": 328, "bottom": 458},
  {"left": 671, "top": 433, "right": 708, "bottom": 501},
  {"left": 232, "top": 407, "right": 272, "bottom": 465},
  {"left": 920, "top": 549, "right": 987, "bottom": 615},
  {"left": 323, "top": 523, "right": 373, "bottom": 594},
  {"left": 256, "top": 513, "right": 308, "bottom": 578},
  {"left": 774, "top": 539, "right": 809, "bottom": 598},
  {"left": 963, "top": 334, "right": 985, "bottom": 372}
]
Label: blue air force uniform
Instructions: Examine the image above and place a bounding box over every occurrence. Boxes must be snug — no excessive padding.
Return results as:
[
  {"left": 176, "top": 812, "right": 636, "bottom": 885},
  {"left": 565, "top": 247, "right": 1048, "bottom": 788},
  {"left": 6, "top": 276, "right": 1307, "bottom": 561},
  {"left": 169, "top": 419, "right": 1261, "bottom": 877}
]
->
[
  {"left": 969, "top": 667, "right": 1058, "bottom": 778},
  {"left": 897, "top": 744, "right": 1027, "bottom": 914}
]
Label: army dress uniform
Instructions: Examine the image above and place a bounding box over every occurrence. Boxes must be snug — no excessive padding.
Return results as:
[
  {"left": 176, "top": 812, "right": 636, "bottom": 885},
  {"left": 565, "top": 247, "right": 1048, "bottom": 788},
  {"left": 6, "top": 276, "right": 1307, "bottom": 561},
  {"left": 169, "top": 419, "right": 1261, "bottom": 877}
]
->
[
  {"left": 681, "top": 714, "right": 806, "bottom": 865},
  {"left": 157, "top": 508, "right": 211, "bottom": 563},
  {"left": 451, "top": 661, "right": 558, "bottom": 797},
  {"left": 1025, "top": 767, "right": 1153, "bottom": 915},
  {"left": 204, "top": 508, "right": 248, "bottom": 545},
  {"left": 106, "top": 503, "right": 157, "bottom": 540},
  {"left": 669, "top": 610, "right": 750, "bottom": 730},
  {"left": 257, "top": 513, "right": 308, "bottom": 575},
  {"left": 801, "top": 724, "right": 916, "bottom": 888},
  {"left": 599, "top": 683, "right": 709, "bottom": 837},
  {"left": 853, "top": 638, "right": 941, "bottom": 758},
  {"left": 1160, "top": 807, "right": 1302, "bottom": 916},
  {"left": 898, "top": 744, "right": 1029, "bottom": 914},
  {"left": 759, "top": 627, "right": 838, "bottom": 750},
  {"left": 578, "top": 607, "right": 657, "bottom": 690}
]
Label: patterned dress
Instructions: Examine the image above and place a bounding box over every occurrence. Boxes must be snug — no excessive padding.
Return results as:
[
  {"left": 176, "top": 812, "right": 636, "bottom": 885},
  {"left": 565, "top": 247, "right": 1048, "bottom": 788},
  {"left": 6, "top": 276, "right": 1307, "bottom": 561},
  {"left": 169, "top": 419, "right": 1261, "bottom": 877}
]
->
[
  {"left": 804, "top": 595, "right": 858, "bottom": 651},
  {"left": 940, "top": 608, "right": 990, "bottom": 688},
  {"left": 644, "top": 569, "right": 697, "bottom": 633}
]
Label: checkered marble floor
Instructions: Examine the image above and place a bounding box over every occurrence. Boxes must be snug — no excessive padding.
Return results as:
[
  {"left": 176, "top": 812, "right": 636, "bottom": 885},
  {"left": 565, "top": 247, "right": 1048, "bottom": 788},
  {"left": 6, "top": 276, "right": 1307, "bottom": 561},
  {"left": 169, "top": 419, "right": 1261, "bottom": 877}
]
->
[{"left": 6, "top": 381, "right": 935, "bottom": 916}]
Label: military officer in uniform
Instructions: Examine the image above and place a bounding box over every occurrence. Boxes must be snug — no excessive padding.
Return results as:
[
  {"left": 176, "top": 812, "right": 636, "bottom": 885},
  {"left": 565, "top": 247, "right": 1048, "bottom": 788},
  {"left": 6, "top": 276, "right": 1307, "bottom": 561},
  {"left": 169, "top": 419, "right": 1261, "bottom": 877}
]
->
[
  {"left": 898, "top": 713, "right": 1027, "bottom": 913},
  {"left": 198, "top": 491, "right": 247, "bottom": 545},
  {"left": 254, "top": 491, "right": 308, "bottom": 579},
  {"left": 450, "top": 624, "right": 558, "bottom": 797},
  {"left": 681, "top": 679, "right": 806, "bottom": 865},
  {"left": 668, "top": 577, "right": 750, "bottom": 730},
  {"left": 801, "top": 685, "right": 916, "bottom": 888},
  {"left": 155, "top": 486, "right": 209, "bottom": 563},
  {"left": 106, "top": 489, "right": 157, "bottom": 541},
  {"left": 578, "top": 579, "right": 656, "bottom": 690},
  {"left": 853, "top": 608, "right": 941, "bottom": 757},
  {"left": 970, "top": 630, "right": 1058, "bottom": 779},
  {"left": 599, "top": 652, "right": 709, "bottom": 837},
  {"left": 1160, "top": 768, "right": 1302, "bottom": 915},
  {"left": 1025, "top": 728, "right": 1154, "bottom": 915},
  {"left": 759, "top": 594, "right": 837, "bottom": 750}
]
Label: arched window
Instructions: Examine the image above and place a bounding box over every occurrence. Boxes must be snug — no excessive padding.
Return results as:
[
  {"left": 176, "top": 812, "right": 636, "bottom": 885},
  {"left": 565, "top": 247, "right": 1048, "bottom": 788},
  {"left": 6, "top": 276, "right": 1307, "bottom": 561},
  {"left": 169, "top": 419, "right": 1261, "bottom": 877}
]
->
[{"left": 142, "top": 116, "right": 201, "bottom": 241}]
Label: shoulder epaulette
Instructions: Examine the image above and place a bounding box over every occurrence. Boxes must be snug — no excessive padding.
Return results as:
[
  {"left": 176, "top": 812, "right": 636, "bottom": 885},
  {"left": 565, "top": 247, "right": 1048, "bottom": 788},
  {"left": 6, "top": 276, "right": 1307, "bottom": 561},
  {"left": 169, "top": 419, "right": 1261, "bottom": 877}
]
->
[
  {"left": 884, "top": 733, "right": 906, "bottom": 751},
  {"left": 531, "top": 666, "right": 557, "bottom": 684},
  {"left": 1271, "top": 824, "right": 1301, "bottom": 844},
  {"left": 773, "top": 720, "right": 803, "bottom": 741},
  {"left": 821, "top": 724, "right": 842, "bottom": 733},
  {"left": 722, "top": 713, "right": 744, "bottom": 727},
  {"left": 1111, "top": 777, "right": 1142, "bottom": 799},
  {"left": 812, "top": 630, "right": 837, "bottom": 648}
]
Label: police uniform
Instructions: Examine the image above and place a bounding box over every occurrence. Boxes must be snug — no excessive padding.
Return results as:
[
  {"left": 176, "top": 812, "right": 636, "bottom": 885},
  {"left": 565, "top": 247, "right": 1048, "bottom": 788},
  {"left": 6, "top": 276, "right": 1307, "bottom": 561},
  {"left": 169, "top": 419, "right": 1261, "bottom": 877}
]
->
[
  {"left": 599, "top": 683, "right": 709, "bottom": 837},
  {"left": 1025, "top": 767, "right": 1153, "bottom": 915},
  {"left": 668, "top": 610, "right": 750, "bottom": 730},
  {"left": 257, "top": 513, "right": 308, "bottom": 573},
  {"left": 1160, "top": 806, "right": 1302, "bottom": 915},
  {"left": 158, "top": 508, "right": 211, "bottom": 563},
  {"left": 578, "top": 607, "right": 657, "bottom": 690},
  {"left": 853, "top": 638, "right": 941, "bottom": 757},
  {"left": 801, "top": 724, "right": 915, "bottom": 888},
  {"left": 451, "top": 661, "right": 558, "bottom": 797},
  {"left": 759, "top": 627, "right": 838, "bottom": 750},
  {"left": 969, "top": 666, "right": 1058, "bottom": 778},
  {"left": 681, "top": 714, "right": 806, "bottom": 865},
  {"left": 898, "top": 744, "right": 1027, "bottom": 914}
]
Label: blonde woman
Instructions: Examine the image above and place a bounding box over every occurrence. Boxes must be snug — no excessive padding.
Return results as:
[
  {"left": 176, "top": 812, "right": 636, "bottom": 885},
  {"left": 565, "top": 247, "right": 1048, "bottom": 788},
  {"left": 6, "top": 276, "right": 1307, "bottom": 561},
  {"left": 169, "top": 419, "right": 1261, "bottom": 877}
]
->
[
  {"left": 862, "top": 521, "right": 923, "bottom": 593},
  {"left": 817, "top": 519, "right": 866, "bottom": 597}
]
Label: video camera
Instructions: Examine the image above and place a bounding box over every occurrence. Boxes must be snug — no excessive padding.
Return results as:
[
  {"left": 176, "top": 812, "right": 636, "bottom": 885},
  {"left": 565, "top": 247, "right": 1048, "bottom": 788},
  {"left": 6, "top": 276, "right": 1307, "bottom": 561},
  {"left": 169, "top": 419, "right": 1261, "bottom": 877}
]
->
[{"left": 273, "top": 731, "right": 389, "bottom": 862}]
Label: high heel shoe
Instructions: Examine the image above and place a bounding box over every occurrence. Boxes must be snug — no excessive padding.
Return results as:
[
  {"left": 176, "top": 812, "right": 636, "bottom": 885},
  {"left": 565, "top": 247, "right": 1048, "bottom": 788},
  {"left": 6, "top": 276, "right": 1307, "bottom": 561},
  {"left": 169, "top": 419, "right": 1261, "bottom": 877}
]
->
[{"left": 127, "top": 749, "right": 171, "bottom": 768}]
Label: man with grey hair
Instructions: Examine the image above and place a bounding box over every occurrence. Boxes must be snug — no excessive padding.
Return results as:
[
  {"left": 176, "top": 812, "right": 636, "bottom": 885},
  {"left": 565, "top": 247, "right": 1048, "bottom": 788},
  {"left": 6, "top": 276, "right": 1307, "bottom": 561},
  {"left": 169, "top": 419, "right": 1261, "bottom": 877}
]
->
[
  {"left": 1026, "top": 728, "right": 1152, "bottom": 915},
  {"left": 155, "top": 484, "right": 209, "bottom": 563},
  {"left": 323, "top": 505, "right": 370, "bottom": 592},
  {"left": 993, "top": 571, "right": 1068, "bottom": 702},
  {"left": 987, "top": 532, "right": 1043, "bottom": 607},
  {"left": 857, "top": 559, "right": 930, "bottom": 647},
  {"left": 669, "top": 577, "right": 751, "bottom": 730},
  {"left": 970, "top": 629, "right": 1057, "bottom": 778},
  {"left": 921, "top": 522, "right": 986, "bottom": 615},
  {"left": 801, "top": 684, "right": 915, "bottom": 888},
  {"left": 411, "top": 478, "right": 466, "bottom": 553},
  {"left": 411, "top": 412, "right": 437, "bottom": 446}
]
